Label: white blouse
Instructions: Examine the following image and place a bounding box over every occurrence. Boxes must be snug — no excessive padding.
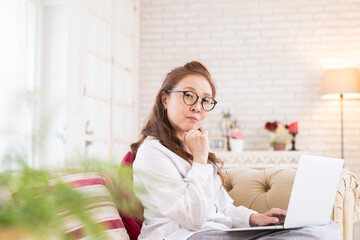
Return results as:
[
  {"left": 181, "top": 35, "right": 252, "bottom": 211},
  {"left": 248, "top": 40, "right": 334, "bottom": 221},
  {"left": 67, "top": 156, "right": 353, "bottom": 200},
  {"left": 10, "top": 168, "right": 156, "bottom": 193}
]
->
[{"left": 133, "top": 136, "right": 256, "bottom": 240}]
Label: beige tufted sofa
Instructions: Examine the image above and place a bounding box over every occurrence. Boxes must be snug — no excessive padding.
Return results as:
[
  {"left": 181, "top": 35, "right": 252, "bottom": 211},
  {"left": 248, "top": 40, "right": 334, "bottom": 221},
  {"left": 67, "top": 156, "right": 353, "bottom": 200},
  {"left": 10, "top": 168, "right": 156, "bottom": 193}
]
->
[{"left": 223, "top": 167, "right": 360, "bottom": 240}]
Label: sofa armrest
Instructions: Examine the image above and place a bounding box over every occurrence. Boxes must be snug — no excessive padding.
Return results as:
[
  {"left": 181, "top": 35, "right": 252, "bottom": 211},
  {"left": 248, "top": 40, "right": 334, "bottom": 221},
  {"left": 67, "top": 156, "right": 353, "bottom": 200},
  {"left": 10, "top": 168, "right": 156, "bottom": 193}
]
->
[{"left": 333, "top": 169, "right": 360, "bottom": 240}]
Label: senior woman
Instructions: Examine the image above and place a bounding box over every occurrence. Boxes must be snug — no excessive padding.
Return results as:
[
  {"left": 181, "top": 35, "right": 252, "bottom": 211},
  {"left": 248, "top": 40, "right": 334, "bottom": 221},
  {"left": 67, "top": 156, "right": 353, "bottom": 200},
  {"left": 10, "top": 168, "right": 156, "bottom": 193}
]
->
[{"left": 130, "top": 61, "right": 341, "bottom": 240}]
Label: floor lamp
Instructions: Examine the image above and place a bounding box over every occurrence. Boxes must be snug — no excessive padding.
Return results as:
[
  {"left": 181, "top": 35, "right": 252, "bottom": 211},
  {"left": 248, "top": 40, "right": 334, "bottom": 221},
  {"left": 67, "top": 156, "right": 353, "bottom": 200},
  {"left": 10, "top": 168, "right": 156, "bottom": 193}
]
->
[{"left": 321, "top": 68, "right": 360, "bottom": 159}]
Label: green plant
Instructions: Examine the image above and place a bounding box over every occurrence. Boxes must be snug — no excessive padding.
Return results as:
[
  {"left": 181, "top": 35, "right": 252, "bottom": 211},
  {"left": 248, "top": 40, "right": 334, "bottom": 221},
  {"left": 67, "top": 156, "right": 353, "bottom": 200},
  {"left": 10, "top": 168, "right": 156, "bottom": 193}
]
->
[
  {"left": 70, "top": 158, "right": 143, "bottom": 221},
  {"left": 0, "top": 153, "right": 141, "bottom": 240},
  {"left": 0, "top": 93, "right": 141, "bottom": 239}
]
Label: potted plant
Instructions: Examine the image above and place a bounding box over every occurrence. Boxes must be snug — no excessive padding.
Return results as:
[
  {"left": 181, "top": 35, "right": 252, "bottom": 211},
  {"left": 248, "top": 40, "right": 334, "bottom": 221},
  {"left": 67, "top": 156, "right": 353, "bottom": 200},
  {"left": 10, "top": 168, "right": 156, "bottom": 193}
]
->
[
  {"left": 228, "top": 128, "right": 245, "bottom": 152},
  {"left": 264, "top": 121, "right": 292, "bottom": 151}
]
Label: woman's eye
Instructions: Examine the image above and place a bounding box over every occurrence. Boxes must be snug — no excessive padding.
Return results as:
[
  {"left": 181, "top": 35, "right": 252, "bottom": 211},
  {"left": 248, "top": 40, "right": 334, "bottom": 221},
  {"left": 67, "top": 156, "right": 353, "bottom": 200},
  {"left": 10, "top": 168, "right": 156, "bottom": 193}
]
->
[
  {"left": 203, "top": 98, "right": 210, "bottom": 104},
  {"left": 185, "top": 93, "right": 193, "bottom": 99}
]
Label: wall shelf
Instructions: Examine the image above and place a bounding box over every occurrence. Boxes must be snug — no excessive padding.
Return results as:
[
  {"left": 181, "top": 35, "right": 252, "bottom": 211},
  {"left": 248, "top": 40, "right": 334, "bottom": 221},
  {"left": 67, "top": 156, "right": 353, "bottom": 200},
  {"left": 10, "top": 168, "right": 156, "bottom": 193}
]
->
[{"left": 214, "top": 151, "right": 307, "bottom": 168}]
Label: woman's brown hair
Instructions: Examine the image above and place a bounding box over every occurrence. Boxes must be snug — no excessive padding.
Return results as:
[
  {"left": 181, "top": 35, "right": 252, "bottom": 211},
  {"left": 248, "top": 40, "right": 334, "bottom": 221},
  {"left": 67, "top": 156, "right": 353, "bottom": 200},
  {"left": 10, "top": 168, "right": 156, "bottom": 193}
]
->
[{"left": 130, "top": 61, "right": 224, "bottom": 178}]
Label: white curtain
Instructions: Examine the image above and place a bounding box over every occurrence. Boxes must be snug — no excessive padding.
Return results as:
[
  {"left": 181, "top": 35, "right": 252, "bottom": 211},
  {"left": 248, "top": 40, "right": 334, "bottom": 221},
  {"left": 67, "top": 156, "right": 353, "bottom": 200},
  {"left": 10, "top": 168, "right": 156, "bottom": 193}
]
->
[{"left": 0, "top": 0, "right": 38, "bottom": 169}]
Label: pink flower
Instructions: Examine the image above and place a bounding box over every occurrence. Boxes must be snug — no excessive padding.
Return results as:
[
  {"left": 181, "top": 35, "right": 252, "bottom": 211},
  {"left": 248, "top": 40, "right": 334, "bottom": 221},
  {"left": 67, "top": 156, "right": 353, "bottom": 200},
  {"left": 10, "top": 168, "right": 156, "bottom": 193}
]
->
[
  {"left": 288, "top": 122, "right": 298, "bottom": 134},
  {"left": 229, "top": 128, "right": 245, "bottom": 139}
]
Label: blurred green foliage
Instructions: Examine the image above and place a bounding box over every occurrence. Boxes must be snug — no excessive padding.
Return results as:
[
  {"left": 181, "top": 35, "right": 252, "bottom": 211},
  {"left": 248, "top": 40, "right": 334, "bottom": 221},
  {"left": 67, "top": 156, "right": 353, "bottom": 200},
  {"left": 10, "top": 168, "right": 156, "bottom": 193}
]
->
[{"left": 0, "top": 153, "right": 142, "bottom": 240}]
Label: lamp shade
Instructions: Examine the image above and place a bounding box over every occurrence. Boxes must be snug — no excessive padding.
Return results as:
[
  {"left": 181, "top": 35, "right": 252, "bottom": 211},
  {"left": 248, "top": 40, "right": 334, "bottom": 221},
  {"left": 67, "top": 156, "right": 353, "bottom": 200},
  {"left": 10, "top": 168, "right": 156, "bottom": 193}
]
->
[{"left": 321, "top": 68, "right": 360, "bottom": 100}]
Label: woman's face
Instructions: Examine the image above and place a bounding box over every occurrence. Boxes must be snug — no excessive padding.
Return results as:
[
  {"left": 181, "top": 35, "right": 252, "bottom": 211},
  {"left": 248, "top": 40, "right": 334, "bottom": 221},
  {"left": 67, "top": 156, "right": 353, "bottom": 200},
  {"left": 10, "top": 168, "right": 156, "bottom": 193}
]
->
[{"left": 162, "top": 74, "right": 213, "bottom": 139}]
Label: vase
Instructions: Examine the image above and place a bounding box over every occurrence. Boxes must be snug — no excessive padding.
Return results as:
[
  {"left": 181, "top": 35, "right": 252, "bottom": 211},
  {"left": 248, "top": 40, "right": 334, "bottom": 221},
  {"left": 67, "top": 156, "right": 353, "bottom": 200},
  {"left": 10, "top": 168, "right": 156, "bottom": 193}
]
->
[
  {"left": 229, "top": 138, "right": 244, "bottom": 152},
  {"left": 274, "top": 141, "right": 286, "bottom": 151},
  {"left": 269, "top": 132, "right": 276, "bottom": 151}
]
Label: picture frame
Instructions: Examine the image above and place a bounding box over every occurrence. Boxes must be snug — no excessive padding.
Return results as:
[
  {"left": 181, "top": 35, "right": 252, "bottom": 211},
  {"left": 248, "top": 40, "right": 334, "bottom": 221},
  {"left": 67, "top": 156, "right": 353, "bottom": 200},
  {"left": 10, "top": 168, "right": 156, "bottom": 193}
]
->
[{"left": 209, "top": 137, "right": 228, "bottom": 151}]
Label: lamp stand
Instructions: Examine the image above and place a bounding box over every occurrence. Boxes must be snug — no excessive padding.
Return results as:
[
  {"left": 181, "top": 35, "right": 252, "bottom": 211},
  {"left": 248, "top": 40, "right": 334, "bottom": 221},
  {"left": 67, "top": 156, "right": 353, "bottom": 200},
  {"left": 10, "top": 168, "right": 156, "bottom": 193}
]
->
[{"left": 340, "top": 94, "right": 344, "bottom": 159}]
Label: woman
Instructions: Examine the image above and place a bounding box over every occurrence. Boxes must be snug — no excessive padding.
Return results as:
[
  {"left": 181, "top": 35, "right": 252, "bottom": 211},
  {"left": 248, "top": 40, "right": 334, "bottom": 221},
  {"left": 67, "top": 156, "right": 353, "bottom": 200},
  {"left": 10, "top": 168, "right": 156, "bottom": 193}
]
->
[{"left": 131, "top": 61, "right": 341, "bottom": 240}]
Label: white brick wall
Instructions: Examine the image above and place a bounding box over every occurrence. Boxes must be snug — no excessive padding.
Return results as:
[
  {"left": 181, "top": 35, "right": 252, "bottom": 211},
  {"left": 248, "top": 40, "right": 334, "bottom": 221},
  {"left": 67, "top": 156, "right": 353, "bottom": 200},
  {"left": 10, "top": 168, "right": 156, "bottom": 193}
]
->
[
  {"left": 139, "top": 0, "right": 360, "bottom": 180},
  {"left": 139, "top": 0, "right": 360, "bottom": 236}
]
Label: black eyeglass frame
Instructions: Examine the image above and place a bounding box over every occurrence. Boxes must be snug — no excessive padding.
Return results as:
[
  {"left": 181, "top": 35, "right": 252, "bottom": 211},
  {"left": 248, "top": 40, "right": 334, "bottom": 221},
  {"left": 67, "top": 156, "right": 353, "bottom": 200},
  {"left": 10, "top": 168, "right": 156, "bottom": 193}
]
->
[{"left": 166, "top": 90, "right": 217, "bottom": 111}]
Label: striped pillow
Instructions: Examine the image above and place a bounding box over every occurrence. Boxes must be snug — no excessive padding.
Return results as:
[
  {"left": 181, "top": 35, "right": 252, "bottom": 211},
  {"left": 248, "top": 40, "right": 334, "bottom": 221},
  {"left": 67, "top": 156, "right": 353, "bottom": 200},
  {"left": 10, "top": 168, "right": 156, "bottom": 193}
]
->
[{"left": 55, "top": 172, "right": 130, "bottom": 240}]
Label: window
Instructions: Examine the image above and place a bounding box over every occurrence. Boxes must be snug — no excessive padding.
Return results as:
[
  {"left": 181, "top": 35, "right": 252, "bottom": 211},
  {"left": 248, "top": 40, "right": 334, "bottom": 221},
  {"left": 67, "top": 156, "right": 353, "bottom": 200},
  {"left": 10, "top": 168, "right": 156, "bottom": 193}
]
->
[
  {"left": 0, "top": 0, "right": 41, "bottom": 169},
  {"left": 81, "top": 0, "right": 139, "bottom": 163},
  {"left": 0, "top": 0, "right": 139, "bottom": 169}
]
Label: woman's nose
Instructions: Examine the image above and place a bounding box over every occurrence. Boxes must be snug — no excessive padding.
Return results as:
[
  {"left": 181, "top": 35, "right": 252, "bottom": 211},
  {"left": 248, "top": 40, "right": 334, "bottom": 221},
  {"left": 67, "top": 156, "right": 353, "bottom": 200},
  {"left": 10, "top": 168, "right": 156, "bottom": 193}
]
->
[{"left": 191, "top": 100, "right": 202, "bottom": 112}]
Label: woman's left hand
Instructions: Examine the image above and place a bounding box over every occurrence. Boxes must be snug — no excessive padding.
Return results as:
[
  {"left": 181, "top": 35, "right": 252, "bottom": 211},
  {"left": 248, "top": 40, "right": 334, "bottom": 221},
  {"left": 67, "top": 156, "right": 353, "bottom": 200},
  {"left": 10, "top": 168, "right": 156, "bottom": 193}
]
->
[
  {"left": 249, "top": 208, "right": 287, "bottom": 227},
  {"left": 184, "top": 129, "right": 209, "bottom": 165}
]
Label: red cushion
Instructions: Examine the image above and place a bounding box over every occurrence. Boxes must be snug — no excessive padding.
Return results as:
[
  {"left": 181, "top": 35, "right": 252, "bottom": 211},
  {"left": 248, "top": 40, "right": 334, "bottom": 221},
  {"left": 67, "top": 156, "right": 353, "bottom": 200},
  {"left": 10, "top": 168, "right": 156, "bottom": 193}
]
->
[
  {"left": 121, "top": 151, "right": 134, "bottom": 166},
  {"left": 120, "top": 151, "right": 143, "bottom": 240},
  {"left": 120, "top": 214, "right": 143, "bottom": 240}
]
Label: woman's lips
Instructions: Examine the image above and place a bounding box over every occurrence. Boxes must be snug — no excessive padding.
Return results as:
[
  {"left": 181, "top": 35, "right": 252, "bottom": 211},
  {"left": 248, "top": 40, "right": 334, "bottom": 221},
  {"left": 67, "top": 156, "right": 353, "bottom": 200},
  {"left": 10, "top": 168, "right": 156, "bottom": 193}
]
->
[{"left": 187, "top": 117, "right": 199, "bottom": 122}]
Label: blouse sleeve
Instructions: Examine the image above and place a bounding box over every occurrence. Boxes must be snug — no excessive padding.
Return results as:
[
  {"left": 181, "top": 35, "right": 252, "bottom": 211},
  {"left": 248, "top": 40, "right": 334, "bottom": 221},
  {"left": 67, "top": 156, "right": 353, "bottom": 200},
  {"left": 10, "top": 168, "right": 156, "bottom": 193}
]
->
[
  {"left": 217, "top": 177, "right": 257, "bottom": 228},
  {"left": 133, "top": 144, "right": 216, "bottom": 231}
]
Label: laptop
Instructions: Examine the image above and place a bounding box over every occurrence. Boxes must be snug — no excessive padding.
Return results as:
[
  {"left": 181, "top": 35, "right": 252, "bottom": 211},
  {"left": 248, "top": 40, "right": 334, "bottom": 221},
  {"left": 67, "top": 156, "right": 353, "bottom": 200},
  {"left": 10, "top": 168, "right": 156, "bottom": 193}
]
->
[{"left": 223, "top": 155, "right": 344, "bottom": 231}]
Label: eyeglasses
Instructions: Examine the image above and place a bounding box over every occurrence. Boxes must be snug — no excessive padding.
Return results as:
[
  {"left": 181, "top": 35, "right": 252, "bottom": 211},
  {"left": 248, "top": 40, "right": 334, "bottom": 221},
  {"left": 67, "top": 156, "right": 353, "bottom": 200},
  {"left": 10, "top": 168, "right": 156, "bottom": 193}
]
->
[{"left": 166, "top": 90, "right": 217, "bottom": 111}]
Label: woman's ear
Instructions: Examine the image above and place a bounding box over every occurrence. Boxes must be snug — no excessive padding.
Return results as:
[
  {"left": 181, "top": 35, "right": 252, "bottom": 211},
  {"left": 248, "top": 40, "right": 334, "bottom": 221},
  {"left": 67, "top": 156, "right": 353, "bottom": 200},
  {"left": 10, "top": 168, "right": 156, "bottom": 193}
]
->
[{"left": 161, "top": 93, "right": 168, "bottom": 110}]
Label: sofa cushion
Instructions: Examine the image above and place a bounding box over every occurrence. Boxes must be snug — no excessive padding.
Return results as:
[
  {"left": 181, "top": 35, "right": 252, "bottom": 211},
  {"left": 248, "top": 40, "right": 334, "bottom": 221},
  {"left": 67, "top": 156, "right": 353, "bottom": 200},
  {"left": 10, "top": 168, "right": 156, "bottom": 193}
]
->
[
  {"left": 121, "top": 151, "right": 134, "bottom": 166},
  {"left": 120, "top": 215, "right": 143, "bottom": 240},
  {"left": 56, "top": 172, "right": 130, "bottom": 240},
  {"left": 223, "top": 167, "right": 295, "bottom": 213},
  {"left": 119, "top": 151, "right": 143, "bottom": 240}
]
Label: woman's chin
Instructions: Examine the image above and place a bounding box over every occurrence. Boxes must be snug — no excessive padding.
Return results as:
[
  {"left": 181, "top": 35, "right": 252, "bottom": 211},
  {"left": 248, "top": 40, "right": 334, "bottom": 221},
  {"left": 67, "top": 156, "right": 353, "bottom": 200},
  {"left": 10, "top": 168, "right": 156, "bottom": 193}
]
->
[{"left": 184, "top": 124, "right": 199, "bottom": 131}]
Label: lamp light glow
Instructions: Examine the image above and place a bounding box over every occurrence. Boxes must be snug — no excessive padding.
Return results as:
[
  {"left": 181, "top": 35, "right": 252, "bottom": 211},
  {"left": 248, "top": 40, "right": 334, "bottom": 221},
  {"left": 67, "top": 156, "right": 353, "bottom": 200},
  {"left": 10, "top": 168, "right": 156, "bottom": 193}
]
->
[{"left": 320, "top": 67, "right": 360, "bottom": 159}]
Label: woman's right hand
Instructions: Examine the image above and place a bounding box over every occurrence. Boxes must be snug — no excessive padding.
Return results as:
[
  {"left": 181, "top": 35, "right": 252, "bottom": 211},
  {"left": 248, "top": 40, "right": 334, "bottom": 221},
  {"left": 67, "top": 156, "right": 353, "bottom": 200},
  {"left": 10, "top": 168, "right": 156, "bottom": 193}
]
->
[
  {"left": 184, "top": 129, "right": 209, "bottom": 165},
  {"left": 249, "top": 208, "right": 287, "bottom": 227}
]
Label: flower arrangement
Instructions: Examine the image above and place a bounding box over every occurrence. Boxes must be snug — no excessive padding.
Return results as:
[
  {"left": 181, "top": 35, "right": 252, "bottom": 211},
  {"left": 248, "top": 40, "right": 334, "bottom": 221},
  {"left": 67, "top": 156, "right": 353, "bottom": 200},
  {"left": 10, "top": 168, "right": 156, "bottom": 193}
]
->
[
  {"left": 264, "top": 121, "right": 278, "bottom": 132},
  {"left": 229, "top": 128, "right": 245, "bottom": 139},
  {"left": 228, "top": 128, "right": 245, "bottom": 152},
  {"left": 264, "top": 121, "right": 294, "bottom": 149},
  {"left": 222, "top": 111, "right": 237, "bottom": 134},
  {"left": 287, "top": 122, "right": 298, "bottom": 134},
  {"left": 287, "top": 122, "right": 298, "bottom": 150},
  {"left": 222, "top": 111, "right": 245, "bottom": 152}
]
